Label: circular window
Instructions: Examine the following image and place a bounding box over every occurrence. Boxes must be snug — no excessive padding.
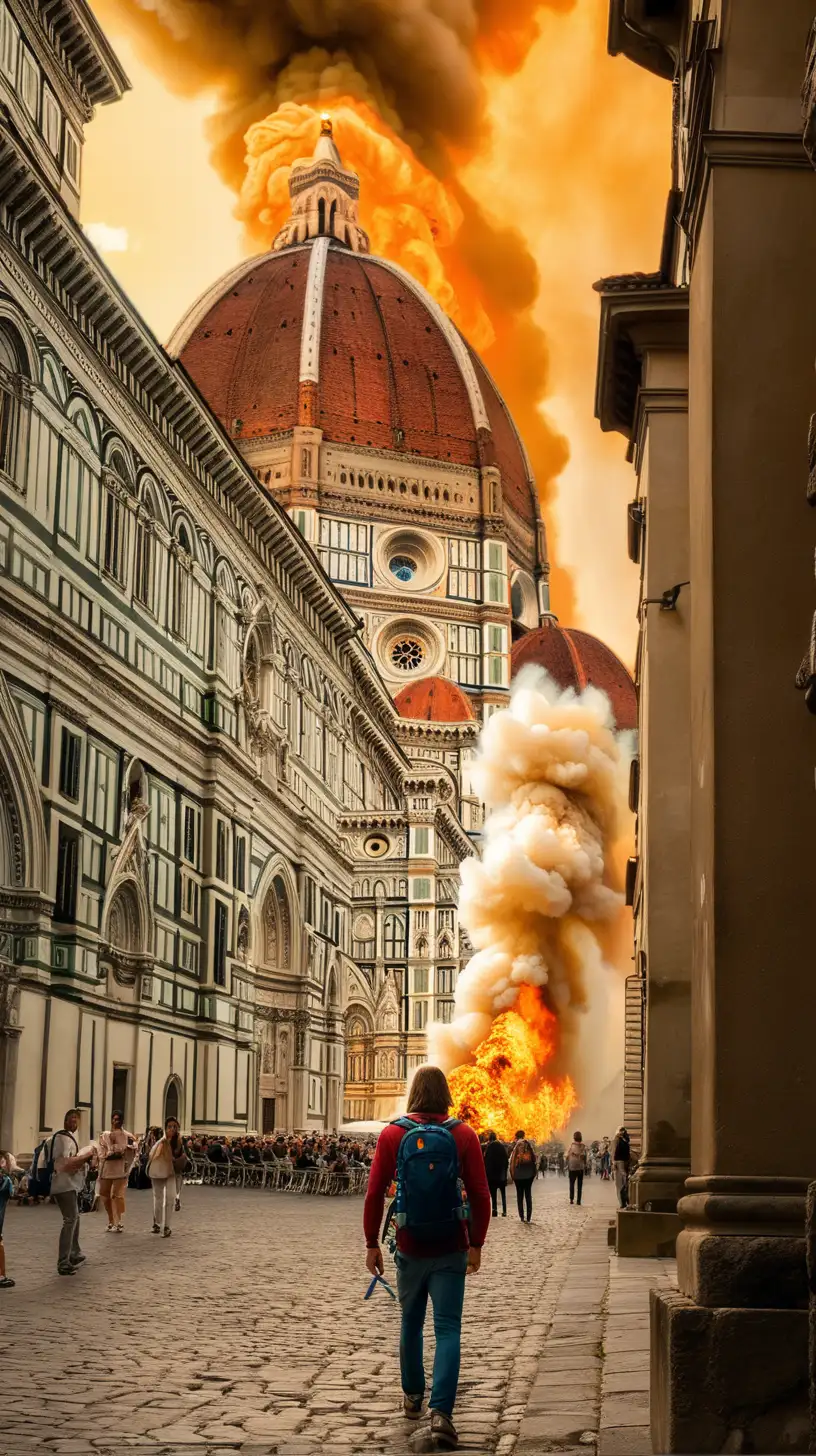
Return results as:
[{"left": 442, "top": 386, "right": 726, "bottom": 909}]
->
[
  {"left": 391, "top": 637, "right": 425, "bottom": 672},
  {"left": 363, "top": 834, "right": 390, "bottom": 858},
  {"left": 389, "top": 555, "right": 417, "bottom": 583}
]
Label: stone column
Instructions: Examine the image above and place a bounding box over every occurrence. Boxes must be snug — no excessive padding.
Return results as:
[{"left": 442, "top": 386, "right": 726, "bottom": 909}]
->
[
  {"left": 650, "top": 2, "right": 816, "bottom": 1447},
  {"left": 626, "top": 331, "right": 691, "bottom": 1256},
  {"left": 291, "top": 1011, "right": 310, "bottom": 1129},
  {"left": 595, "top": 286, "right": 691, "bottom": 1258}
]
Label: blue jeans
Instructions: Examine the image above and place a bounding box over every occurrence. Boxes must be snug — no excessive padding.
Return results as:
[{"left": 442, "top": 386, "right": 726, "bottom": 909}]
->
[{"left": 395, "top": 1249, "right": 468, "bottom": 1418}]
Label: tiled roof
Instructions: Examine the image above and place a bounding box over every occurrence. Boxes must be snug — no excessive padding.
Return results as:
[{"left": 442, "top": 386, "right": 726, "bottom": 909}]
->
[
  {"left": 511, "top": 623, "right": 637, "bottom": 730},
  {"left": 393, "top": 676, "right": 476, "bottom": 723},
  {"left": 177, "top": 241, "right": 536, "bottom": 525}
]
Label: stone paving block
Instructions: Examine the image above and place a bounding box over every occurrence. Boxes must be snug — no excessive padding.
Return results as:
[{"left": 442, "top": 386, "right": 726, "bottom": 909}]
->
[
  {"left": 601, "top": 1369, "right": 650, "bottom": 1394},
  {"left": 599, "top": 1391, "right": 649, "bottom": 1428},
  {"left": 597, "top": 1424, "right": 652, "bottom": 1455}
]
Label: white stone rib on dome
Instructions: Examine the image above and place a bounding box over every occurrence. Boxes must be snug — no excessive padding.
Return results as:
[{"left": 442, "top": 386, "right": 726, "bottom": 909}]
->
[
  {"left": 363, "top": 256, "right": 491, "bottom": 436},
  {"left": 299, "top": 236, "right": 330, "bottom": 384}
]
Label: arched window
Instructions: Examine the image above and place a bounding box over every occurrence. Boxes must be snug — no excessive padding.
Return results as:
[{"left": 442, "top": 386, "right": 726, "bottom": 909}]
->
[
  {"left": 164, "top": 1077, "right": 181, "bottom": 1124},
  {"left": 102, "top": 450, "right": 131, "bottom": 586},
  {"left": 329, "top": 199, "right": 337, "bottom": 236},
  {"left": 170, "top": 522, "right": 192, "bottom": 641},
  {"left": 0, "top": 325, "right": 30, "bottom": 490},
  {"left": 384, "top": 914, "right": 406, "bottom": 959},
  {"left": 318, "top": 197, "right": 326, "bottom": 235},
  {"left": 261, "top": 874, "right": 292, "bottom": 971},
  {"left": 134, "top": 491, "right": 155, "bottom": 610}
]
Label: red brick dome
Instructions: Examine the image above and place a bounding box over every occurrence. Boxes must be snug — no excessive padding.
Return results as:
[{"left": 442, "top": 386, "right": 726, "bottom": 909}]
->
[
  {"left": 511, "top": 623, "right": 637, "bottom": 730},
  {"left": 393, "top": 677, "right": 476, "bottom": 724},
  {"left": 170, "top": 240, "right": 538, "bottom": 527}
]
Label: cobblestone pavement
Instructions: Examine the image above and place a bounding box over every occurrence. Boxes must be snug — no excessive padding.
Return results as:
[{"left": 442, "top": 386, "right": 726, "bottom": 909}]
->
[{"left": 0, "top": 1176, "right": 620, "bottom": 1456}]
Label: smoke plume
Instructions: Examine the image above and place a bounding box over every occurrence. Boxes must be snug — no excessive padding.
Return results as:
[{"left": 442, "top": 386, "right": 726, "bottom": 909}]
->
[
  {"left": 427, "top": 667, "right": 632, "bottom": 1137},
  {"left": 93, "top": 0, "right": 578, "bottom": 617}
]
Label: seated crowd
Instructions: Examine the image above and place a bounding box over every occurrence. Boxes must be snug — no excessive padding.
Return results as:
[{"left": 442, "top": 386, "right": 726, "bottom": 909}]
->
[{"left": 184, "top": 1132, "right": 377, "bottom": 1174}]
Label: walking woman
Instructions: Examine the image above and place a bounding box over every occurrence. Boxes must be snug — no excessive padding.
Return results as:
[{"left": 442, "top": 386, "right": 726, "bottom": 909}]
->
[
  {"left": 147, "top": 1117, "right": 185, "bottom": 1236},
  {"left": 509, "top": 1130, "right": 538, "bottom": 1223},
  {"left": 0, "top": 1151, "right": 15, "bottom": 1287},
  {"left": 482, "top": 1131, "right": 509, "bottom": 1217},
  {"left": 97, "top": 1111, "right": 136, "bottom": 1231},
  {"left": 566, "top": 1131, "right": 588, "bottom": 1206}
]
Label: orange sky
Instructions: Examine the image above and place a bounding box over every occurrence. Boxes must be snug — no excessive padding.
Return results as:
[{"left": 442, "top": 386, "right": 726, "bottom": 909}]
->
[{"left": 81, "top": 1, "right": 670, "bottom": 668}]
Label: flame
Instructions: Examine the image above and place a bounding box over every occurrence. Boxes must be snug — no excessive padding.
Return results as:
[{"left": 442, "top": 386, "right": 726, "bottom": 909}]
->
[
  {"left": 240, "top": 99, "right": 495, "bottom": 353},
  {"left": 448, "top": 984, "right": 577, "bottom": 1142}
]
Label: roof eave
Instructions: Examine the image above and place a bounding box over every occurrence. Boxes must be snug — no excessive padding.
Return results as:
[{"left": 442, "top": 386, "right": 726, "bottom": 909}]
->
[{"left": 594, "top": 282, "right": 689, "bottom": 438}]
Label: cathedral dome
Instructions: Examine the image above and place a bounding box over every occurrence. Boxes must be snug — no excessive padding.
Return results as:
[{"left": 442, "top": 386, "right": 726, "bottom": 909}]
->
[
  {"left": 393, "top": 677, "right": 476, "bottom": 723},
  {"left": 511, "top": 623, "right": 637, "bottom": 730},
  {"left": 169, "top": 127, "right": 539, "bottom": 530}
]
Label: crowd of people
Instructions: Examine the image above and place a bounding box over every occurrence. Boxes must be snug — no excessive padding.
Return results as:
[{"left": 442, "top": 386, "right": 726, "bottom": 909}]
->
[
  {"left": 477, "top": 1125, "right": 633, "bottom": 1221},
  {"left": 0, "top": 1109, "right": 632, "bottom": 1293},
  {"left": 0, "top": 1113, "right": 381, "bottom": 1286}
]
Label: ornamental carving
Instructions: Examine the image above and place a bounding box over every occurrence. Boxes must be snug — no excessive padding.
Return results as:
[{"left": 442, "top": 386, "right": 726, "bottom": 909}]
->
[{"left": 0, "top": 961, "right": 20, "bottom": 1033}]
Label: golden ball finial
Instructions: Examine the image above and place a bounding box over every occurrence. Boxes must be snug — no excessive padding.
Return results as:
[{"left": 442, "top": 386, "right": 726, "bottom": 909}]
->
[{"left": 320, "top": 112, "right": 332, "bottom": 135}]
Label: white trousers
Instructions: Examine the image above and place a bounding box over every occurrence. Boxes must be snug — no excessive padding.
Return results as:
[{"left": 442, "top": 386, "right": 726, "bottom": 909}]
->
[
  {"left": 151, "top": 1175, "right": 174, "bottom": 1229},
  {"left": 174, "top": 1171, "right": 184, "bottom": 1199}
]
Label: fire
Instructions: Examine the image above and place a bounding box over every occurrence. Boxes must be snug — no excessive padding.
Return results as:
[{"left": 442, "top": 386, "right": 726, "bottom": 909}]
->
[
  {"left": 448, "top": 984, "right": 577, "bottom": 1143},
  {"left": 239, "top": 99, "right": 494, "bottom": 349},
  {"left": 235, "top": 95, "right": 572, "bottom": 611}
]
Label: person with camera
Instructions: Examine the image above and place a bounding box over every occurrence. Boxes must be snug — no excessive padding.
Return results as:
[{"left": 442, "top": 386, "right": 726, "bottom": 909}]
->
[
  {"left": 147, "top": 1116, "right": 186, "bottom": 1237},
  {"left": 51, "top": 1108, "right": 95, "bottom": 1275}
]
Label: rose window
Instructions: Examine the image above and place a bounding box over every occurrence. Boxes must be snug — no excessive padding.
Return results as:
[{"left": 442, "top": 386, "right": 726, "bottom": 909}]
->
[
  {"left": 391, "top": 637, "right": 425, "bottom": 672},
  {"left": 389, "top": 555, "right": 417, "bottom": 583}
]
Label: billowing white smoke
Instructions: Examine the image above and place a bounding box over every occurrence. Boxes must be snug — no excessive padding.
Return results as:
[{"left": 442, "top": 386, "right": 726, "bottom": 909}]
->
[{"left": 428, "top": 667, "right": 633, "bottom": 1132}]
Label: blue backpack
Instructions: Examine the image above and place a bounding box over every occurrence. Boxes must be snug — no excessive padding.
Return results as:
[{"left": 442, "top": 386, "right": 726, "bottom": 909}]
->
[{"left": 392, "top": 1116, "right": 468, "bottom": 1243}]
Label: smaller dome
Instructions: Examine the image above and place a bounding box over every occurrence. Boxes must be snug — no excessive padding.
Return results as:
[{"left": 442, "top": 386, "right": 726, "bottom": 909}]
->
[
  {"left": 511, "top": 623, "right": 636, "bottom": 730},
  {"left": 394, "top": 677, "right": 476, "bottom": 724}
]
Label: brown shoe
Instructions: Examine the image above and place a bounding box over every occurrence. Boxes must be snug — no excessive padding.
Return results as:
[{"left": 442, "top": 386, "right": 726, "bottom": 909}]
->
[
  {"left": 403, "top": 1394, "right": 423, "bottom": 1420},
  {"left": 429, "top": 1411, "right": 458, "bottom": 1449}
]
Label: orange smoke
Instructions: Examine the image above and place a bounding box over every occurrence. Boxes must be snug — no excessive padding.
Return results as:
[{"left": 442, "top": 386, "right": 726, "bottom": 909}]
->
[
  {"left": 449, "top": 985, "right": 577, "bottom": 1143},
  {"left": 90, "top": 0, "right": 576, "bottom": 618},
  {"left": 239, "top": 100, "right": 493, "bottom": 351}
]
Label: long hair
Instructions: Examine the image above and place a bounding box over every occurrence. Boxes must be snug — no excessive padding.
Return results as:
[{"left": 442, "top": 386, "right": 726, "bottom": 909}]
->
[{"left": 406, "top": 1066, "right": 452, "bottom": 1116}]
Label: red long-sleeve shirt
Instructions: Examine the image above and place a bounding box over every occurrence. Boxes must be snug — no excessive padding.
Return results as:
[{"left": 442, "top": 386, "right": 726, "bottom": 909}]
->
[{"left": 363, "top": 1114, "right": 491, "bottom": 1256}]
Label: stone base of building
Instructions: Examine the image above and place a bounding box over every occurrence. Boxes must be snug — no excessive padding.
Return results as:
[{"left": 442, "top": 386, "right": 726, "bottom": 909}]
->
[
  {"left": 616, "top": 1209, "right": 681, "bottom": 1258},
  {"left": 650, "top": 1288, "right": 809, "bottom": 1454}
]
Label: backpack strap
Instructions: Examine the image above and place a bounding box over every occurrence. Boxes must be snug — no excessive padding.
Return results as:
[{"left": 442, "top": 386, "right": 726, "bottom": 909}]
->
[
  {"left": 442, "top": 1117, "right": 461, "bottom": 1130},
  {"left": 392, "top": 1117, "right": 416, "bottom": 1132}
]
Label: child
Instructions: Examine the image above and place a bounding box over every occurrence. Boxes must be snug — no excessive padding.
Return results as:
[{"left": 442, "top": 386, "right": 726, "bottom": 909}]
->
[{"left": 0, "top": 1150, "right": 15, "bottom": 1287}]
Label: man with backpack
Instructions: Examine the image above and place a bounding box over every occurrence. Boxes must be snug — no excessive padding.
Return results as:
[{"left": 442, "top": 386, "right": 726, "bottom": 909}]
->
[
  {"left": 363, "top": 1066, "right": 490, "bottom": 1451},
  {"left": 509, "top": 1130, "right": 538, "bottom": 1222},
  {"left": 49, "top": 1109, "right": 95, "bottom": 1275}
]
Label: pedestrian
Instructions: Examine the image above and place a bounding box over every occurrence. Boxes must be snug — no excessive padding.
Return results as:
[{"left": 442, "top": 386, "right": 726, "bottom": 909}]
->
[
  {"left": 482, "top": 1130, "right": 509, "bottom": 1218},
  {"left": 363, "top": 1066, "right": 490, "bottom": 1451},
  {"left": 50, "top": 1108, "right": 95, "bottom": 1276},
  {"left": 613, "top": 1127, "right": 631, "bottom": 1208},
  {"left": 0, "top": 1150, "right": 15, "bottom": 1288},
  {"left": 566, "top": 1131, "right": 587, "bottom": 1205},
  {"left": 147, "top": 1116, "right": 186, "bottom": 1236},
  {"left": 174, "top": 1138, "right": 192, "bottom": 1213},
  {"left": 509, "top": 1130, "right": 538, "bottom": 1223},
  {"left": 97, "top": 1111, "right": 136, "bottom": 1232}
]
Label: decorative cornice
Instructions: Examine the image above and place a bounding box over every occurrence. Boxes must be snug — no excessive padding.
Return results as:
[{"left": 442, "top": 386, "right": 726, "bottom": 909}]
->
[{"left": 595, "top": 283, "right": 689, "bottom": 440}]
